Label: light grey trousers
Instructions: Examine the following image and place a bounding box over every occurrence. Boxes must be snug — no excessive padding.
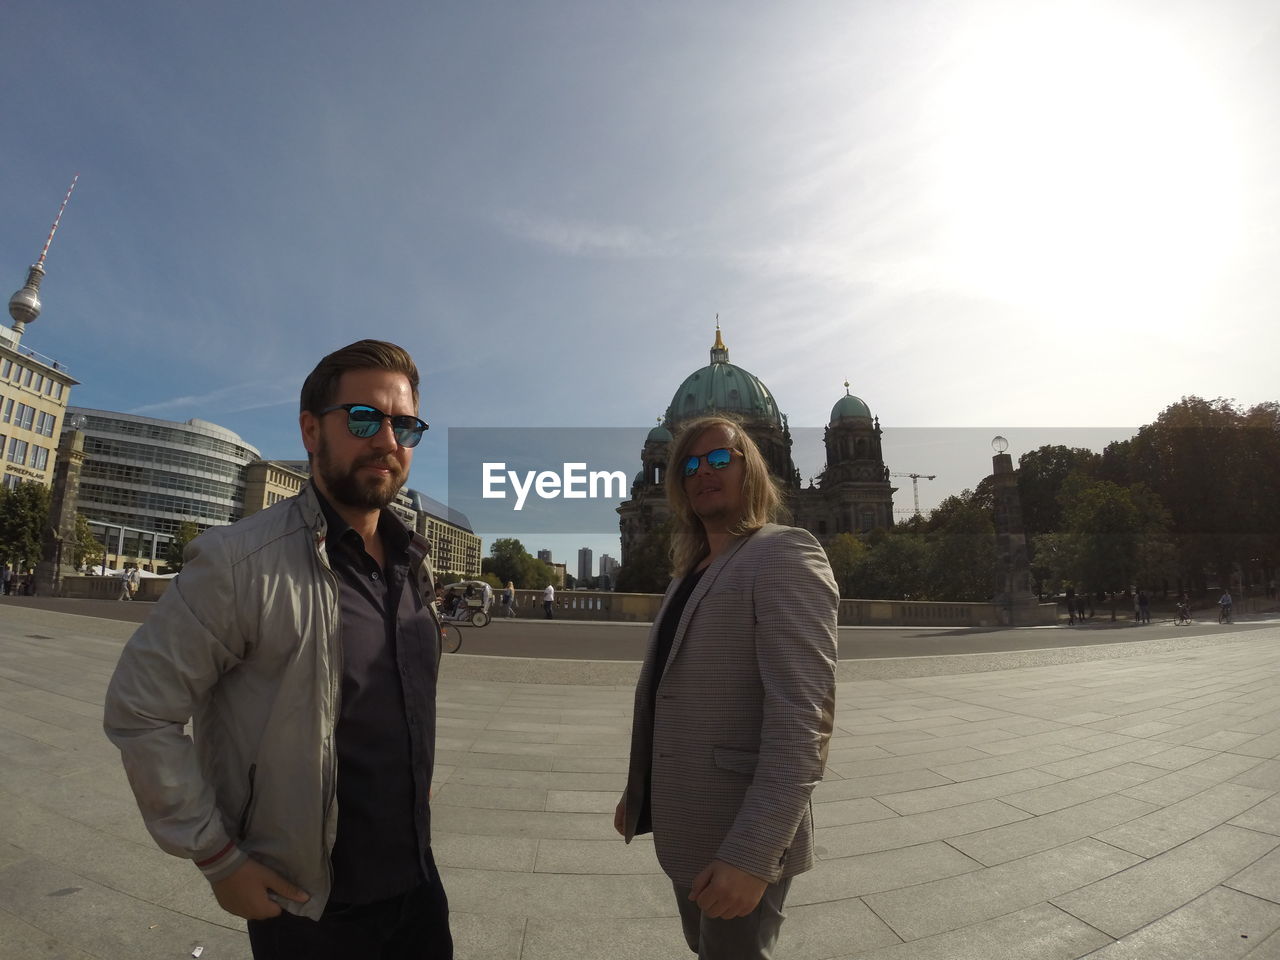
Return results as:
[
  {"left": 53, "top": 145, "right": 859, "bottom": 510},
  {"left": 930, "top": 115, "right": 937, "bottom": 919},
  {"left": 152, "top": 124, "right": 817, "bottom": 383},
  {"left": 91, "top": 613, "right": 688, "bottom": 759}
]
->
[{"left": 672, "top": 877, "right": 792, "bottom": 959}]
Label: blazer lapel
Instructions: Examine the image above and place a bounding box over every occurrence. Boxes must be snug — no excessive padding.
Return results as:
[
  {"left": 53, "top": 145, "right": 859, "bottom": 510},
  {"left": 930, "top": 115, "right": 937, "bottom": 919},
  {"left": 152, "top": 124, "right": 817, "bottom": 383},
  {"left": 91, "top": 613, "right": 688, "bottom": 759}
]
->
[{"left": 662, "top": 529, "right": 760, "bottom": 672}]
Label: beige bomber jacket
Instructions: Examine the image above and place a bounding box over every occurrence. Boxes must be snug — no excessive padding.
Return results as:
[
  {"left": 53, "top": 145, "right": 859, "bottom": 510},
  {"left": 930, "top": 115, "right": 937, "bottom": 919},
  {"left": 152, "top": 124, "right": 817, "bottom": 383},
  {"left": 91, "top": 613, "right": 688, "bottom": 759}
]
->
[{"left": 103, "top": 484, "right": 436, "bottom": 921}]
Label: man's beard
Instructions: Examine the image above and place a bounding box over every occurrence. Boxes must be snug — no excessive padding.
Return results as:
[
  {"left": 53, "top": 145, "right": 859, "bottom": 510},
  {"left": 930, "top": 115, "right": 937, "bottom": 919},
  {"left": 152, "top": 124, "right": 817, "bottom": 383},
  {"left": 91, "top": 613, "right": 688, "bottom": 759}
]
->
[{"left": 314, "top": 436, "right": 406, "bottom": 510}]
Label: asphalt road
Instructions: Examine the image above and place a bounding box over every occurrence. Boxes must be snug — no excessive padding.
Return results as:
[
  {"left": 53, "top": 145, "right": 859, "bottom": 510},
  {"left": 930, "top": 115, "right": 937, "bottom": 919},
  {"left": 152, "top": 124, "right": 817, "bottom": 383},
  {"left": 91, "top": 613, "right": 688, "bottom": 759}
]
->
[{"left": 3, "top": 595, "right": 1273, "bottom": 660}]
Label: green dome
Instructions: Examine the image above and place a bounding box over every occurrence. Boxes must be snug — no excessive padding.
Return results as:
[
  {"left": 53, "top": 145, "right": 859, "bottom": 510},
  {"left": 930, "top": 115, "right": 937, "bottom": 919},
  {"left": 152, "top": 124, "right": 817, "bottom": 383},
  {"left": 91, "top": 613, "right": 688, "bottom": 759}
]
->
[
  {"left": 646, "top": 424, "right": 673, "bottom": 443},
  {"left": 667, "top": 362, "right": 781, "bottom": 426},
  {"left": 831, "top": 392, "right": 872, "bottom": 422}
]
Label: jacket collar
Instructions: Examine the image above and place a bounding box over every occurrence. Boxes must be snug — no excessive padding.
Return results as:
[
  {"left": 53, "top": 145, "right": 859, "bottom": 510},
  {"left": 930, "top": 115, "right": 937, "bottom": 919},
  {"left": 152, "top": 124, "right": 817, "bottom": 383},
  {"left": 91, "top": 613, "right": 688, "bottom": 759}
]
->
[{"left": 658, "top": 525, "right": 767, "bottom": 673}]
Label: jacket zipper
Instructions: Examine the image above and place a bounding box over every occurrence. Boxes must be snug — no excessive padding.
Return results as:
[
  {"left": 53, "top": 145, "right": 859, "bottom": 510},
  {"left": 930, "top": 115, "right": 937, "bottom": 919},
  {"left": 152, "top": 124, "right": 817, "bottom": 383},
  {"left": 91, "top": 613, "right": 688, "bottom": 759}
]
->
[{"left": 237, "top": 763, "right": 257, "bottom": 840}]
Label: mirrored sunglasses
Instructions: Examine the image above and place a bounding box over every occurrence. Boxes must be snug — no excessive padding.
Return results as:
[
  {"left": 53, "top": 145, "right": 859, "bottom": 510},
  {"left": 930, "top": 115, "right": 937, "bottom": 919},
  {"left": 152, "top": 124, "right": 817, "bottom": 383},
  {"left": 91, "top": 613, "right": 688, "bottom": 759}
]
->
[
  {"left": 319, "top": 403, "right": 429, "bottom": 448},
  {"left": 683, "top": 447, "right": 736, "bottom": 477}
]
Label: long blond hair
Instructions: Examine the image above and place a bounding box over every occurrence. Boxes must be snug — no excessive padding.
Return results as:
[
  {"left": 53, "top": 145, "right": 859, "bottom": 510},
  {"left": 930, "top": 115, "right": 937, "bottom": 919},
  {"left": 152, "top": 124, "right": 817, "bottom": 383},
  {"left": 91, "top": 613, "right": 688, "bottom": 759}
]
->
[{"left": 666, "top": 415, "right": 785, "bottom": 576}]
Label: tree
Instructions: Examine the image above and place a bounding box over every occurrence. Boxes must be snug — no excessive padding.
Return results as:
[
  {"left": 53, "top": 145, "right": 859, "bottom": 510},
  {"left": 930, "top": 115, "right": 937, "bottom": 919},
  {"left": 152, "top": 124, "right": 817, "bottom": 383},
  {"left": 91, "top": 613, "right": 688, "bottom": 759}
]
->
[
  {"left": 823, "top": 533, "right": 868, "bottom": 598},
  {"left": 72, "top": 514, "right": 105, "bottom": 571},
  {"left": 165, "top": 521, "right": 201, "bottom": 574},
  {"left": 1058, "top": 477, "right": 1172, "bottom": 619},
  {"left": 924, "top": 492, "right": 997, "bottom": 602},
  {"left": 854, "top": 527, "right": 929, "bottom": 600},
  {"left": 1015, "top": 445, "right": 1099, "bottom": 538},
  {"left": 481, "top": 538, "right": 560, "bottom": 589},
  {"left": 0, "top": 481, "right": 50, "bottom": 572}
]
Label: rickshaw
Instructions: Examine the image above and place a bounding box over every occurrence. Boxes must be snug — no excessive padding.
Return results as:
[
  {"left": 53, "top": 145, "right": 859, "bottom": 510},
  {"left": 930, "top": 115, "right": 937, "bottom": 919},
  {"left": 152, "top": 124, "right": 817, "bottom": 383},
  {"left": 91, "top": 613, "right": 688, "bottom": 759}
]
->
[{"left": 435, "top": 580, "right": 492, "bottom": 652}]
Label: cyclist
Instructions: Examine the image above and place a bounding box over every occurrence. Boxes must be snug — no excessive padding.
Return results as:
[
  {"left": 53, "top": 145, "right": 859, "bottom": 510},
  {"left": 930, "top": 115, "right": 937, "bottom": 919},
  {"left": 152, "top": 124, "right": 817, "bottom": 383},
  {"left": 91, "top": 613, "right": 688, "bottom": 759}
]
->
[
  {"left": 1176, "top": 593, "right": 1191, "bottom": 624},
  {"left": 1218, "top": 590, "right": 1233, "bottom": 623}
]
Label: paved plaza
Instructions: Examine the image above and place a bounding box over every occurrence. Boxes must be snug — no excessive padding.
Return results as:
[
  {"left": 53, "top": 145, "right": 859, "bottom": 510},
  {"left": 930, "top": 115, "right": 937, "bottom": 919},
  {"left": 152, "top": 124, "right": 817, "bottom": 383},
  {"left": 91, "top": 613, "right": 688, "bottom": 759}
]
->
[{"left": 0, "top": 602, "right": 1278, "bottom": 959}]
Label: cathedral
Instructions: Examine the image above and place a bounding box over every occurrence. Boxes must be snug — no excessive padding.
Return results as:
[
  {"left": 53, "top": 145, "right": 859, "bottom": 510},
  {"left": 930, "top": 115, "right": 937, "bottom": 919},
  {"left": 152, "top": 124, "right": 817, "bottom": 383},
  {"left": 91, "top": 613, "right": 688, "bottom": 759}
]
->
[{"left": 618, "top": 327, "right": 896, "bottom": 566}]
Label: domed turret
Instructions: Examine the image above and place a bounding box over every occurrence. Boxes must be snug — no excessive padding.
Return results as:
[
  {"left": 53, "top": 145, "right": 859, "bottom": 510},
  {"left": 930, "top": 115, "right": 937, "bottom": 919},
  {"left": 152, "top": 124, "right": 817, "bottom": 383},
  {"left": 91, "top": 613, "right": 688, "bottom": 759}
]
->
[
  {"left": 665, "top": 325, "right": 782, "bottom": 427},
  {"left": 830, "top": 381, "right": 872, "bottom": 422},
  {"left": 646, "top": 423, "right": 672, "bottom": 443}
]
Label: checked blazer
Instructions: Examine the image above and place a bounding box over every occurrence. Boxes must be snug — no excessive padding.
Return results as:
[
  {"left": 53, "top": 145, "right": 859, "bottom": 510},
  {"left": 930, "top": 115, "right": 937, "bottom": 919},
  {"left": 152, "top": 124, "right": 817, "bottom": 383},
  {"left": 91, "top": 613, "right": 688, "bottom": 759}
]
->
[{"left": 621, "top": 523, "right": 839, "bottom": 886}]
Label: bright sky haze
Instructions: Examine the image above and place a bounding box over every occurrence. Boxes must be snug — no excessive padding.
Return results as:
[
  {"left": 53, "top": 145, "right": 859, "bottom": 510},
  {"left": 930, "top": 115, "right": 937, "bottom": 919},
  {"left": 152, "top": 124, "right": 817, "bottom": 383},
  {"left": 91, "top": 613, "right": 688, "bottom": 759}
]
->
[{"left": 4, "top": 1, "right": 1277, "bottom": 568}]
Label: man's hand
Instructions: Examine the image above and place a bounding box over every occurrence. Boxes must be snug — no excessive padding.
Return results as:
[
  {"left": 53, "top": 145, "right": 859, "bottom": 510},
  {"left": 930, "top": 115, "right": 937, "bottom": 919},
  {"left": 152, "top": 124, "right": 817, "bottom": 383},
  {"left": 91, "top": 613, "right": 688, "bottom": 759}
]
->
[
  {"left": 211, "top": 859, "right": 310, "bottom": 920},
  {"left": 613, "top": 796, "right": 626, "bottom": 837},
  {"left": 688, "top": 859, "right": 768, "bottom": 918}
]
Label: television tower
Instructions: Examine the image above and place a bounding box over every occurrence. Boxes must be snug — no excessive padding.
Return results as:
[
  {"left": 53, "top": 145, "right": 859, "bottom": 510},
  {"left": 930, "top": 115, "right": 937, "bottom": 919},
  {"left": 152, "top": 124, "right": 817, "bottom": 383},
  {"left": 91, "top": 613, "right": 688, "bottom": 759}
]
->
[{"left": 8, "top": 174, "right": 79, "bottom": 344}]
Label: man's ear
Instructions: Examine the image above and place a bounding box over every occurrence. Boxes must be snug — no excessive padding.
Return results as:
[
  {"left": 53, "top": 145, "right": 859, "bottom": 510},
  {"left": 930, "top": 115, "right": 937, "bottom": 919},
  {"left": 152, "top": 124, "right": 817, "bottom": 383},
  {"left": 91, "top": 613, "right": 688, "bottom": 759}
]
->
[{"left": 300, "top": 411, "right": 320, "bottom": 455}]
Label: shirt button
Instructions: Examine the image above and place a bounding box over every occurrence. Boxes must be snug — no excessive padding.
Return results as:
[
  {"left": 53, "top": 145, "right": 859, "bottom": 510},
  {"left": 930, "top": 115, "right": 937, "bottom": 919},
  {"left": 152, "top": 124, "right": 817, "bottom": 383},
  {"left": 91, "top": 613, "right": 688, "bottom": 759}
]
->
[{"left": 371, "top": 572, "right": 379, "bottom": 580}]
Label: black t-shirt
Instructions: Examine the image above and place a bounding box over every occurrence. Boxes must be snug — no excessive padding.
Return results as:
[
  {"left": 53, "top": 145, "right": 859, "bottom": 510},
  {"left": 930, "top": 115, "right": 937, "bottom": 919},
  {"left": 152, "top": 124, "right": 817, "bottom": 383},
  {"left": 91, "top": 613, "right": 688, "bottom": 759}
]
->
[{"left": 637, "top": 566, "right": 705, "bottom": 834}]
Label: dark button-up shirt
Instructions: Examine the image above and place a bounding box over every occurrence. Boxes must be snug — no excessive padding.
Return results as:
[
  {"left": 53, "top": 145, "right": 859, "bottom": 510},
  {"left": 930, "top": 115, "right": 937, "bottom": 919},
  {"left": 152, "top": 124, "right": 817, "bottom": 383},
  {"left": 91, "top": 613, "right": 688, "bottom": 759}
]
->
[{"left": 316, "top": 487, "right": 439, "bottom": 905}]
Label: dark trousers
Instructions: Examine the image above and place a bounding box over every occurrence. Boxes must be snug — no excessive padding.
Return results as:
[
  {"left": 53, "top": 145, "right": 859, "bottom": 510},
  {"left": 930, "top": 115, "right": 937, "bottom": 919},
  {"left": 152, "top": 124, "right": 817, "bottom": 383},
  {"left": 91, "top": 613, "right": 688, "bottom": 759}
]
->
[
  {"left": 673, "top": 877, "right": 792, "bottom": 959},
  {"left": 544, "top": 601, "right": 554, "bottom": 619},
  {"left": 248, "top": 854, "right": 452, "bottom": 960}
]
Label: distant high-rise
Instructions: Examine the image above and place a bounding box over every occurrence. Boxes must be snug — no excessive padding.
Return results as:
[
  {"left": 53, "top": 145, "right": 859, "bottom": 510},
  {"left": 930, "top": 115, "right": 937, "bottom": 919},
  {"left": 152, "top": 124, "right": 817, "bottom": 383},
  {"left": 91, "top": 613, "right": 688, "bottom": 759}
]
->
[
  {"left": 599, "top": 554, "right": 619, "bottom": 579},
  {"left": 577, "top": 547, "right": 593, "bottom": 584},
  {"left": 537, "top": 548, "right": 553, "bottom": 564}
]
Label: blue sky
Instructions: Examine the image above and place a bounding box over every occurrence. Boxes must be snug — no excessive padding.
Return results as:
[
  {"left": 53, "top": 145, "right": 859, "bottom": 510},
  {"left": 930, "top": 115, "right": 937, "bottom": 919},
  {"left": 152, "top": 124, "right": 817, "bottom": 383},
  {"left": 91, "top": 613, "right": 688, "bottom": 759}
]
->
[{"left": 4, "top": 1, "right": 1278, "bottom": 571}]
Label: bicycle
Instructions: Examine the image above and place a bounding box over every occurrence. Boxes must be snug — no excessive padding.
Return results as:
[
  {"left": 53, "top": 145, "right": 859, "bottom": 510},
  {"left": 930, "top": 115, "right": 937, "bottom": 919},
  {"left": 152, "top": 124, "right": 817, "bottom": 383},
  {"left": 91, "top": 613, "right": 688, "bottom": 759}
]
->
[
  {"left": 1175, "top": 604, "right": 1192, "bottom": 625},
  {"left": 1219, "top": 605, "right": 1233, "bottom": 624},
  {"left": 440, "top": 621, "right": 462, "bottom": 654}
]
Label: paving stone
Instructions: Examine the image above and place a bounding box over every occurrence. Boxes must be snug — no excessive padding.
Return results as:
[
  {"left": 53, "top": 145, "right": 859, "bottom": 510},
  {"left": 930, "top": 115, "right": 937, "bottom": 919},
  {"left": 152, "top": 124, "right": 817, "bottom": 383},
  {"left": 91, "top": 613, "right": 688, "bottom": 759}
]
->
[
  {"left": 926, "top": 743, "right": 1083, "bottom": 782},
  {"left": 433, "top": 805, "right": 614, "bottom": 840},
  {"left": 862, "top": 838, "right": 1140, "bottom": 941},
  {"left": 1230, "top": 796, "right": 1280, "bottom": 836},
  {"left": 1079, "top": 885, "right": 1280, "bottom": 959},
  {"left": 0, "top": 857, "right": 251, "bottom": 960},
  {"left": 1052, "top": 824, "right": 1280, "bottom": 938},
  {"left": 0, "top": 905, "right": 99, "bottom": 960},
  {"left": 1003, "top": 768, "right": 1155, "bottom": 815},
  {"left": 776, "top": 897, "right": 903, "bottom": 958},
  {"left": 949, "top": 794, "right": 1159, "bottom": 866},
  {"left": 533, "top": 837, "right": 661, "bottom": 875},
  {"left": 433, "top": 835, "right": 539, "bottom": 872},
  {"left": 1233, "top": 759, "right": 1280, "bottom": 792},
  {"left": 441, "top": 865, "right": 674, "bottom": 919},
  {"left": 815, "top": 770, "right": 954, "bottom": 801},
  {"left": 828, "top": 747, "right": 992, "bottom": 779},
  {"left": 1237, "top": 731, "right": 1280, "bottom": 760},
  {"left": 433, "top": 782, "right": 547, "bottom": 811},
  {"left": 517, "top": 915, "right": 690, "bottom": 960},
  {"left": 450, "top": 911, "right": 526, "bottom": 960},
  {"left": 1118, "top": 768, "right": 1223, "bottom": 804},
  {"left": 1179, "top": 752, "right": 1268, "bottom": 782},
  {"left": 544, "top": 790, "right": 619, "bottom": 813},
  {"left": 1226, "top": 847, "right": 1280, "bottom": 904},
  {"left": 793, "top": 840, "right": 979, "bottom": 904},
  {"left": 814, "top": 799, "right": 1030, "bottom": 858},
  {"left": 1096, "top": 782, "right": 1273, "bottom": 858},
  {"left": 878, "top": 769, "right": 1062, "bottom": 816},
  {"left": 1034, "top": 741, "right": 1171, "bottom": 779},
  {"left": 828, "top": 902, "right": 1112, "bottom": 960}
]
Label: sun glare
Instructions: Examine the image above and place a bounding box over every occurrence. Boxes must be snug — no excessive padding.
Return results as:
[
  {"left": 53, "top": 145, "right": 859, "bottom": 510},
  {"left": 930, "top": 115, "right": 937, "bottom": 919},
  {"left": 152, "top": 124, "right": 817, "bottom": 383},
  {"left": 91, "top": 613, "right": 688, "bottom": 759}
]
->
[{"left": 927, "top": 2, "right": 1242, "bottom": 327}]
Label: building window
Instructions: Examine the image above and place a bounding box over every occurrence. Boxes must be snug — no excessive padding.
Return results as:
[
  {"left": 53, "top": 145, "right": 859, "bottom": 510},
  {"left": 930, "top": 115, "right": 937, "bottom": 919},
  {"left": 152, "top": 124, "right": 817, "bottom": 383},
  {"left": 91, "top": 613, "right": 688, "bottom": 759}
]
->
[
  {"left": 7, "top": 438, "right": 28, "bottom": 465},
  {"left": 33, "top": 374, "right": 43, "bottom": 393},
  {"left": 44, "top": 379, "right": 54, "bottom": 396},
  {"left": 16, "top": 404, "right": 34, "bottom": 431},
  {"left": 2, "top": 474, "right": 20, "bottom": 490},
  {"left": 54, "top": 383, "right": 63, "bottom": 400},
  {"left": 31, "top": 446, "right": 49, "bottom": 471},
  {"left": 35, "top": 411, "right": 56, "bottom": 437},
  {"left": 22, "top": 369, "right": 32, "bottom": 387},
  {"left": 2, "top": 398, "right": 11, "bottom": 423},
  {"left": 1, "top": 360, "right": 10, "bottom": 378}
]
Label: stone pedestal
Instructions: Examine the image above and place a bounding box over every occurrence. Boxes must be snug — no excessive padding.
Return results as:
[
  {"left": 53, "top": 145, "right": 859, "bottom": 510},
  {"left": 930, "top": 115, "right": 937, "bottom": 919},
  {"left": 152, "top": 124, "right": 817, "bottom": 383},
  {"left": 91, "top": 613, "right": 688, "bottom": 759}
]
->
[
  {"left": 991, "top": 451, "right": 1038, "bottom": 626},
  {"left": 35, "top": 429, "right": 86, "bottom": 597}
]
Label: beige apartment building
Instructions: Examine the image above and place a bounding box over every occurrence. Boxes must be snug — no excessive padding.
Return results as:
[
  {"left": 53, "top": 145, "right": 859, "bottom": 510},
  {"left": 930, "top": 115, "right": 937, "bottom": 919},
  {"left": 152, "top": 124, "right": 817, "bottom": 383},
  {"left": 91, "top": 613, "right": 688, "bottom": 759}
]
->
[{"left": 0, "top": 326, "right": 77, "bottom": 491}]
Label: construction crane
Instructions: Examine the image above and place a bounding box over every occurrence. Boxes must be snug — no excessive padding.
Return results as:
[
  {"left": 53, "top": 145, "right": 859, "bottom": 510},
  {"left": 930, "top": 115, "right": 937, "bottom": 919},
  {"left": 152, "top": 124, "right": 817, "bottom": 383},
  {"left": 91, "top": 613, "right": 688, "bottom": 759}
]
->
[{"left": 889, "top": 472, "right": 937, "bottom": 517}]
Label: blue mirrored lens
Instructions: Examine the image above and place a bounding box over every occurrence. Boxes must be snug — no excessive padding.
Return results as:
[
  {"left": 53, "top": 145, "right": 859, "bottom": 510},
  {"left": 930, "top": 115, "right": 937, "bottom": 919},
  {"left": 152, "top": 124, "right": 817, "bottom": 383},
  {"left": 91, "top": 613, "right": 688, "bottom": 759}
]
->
[{"left": 706, "top": 448, "right": 732, "bottom": 469}]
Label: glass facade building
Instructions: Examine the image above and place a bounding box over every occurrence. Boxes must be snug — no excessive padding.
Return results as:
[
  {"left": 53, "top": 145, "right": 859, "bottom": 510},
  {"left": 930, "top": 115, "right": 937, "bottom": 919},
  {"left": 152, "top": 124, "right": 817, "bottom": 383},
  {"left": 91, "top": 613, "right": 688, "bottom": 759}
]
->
[{"left": 66, "top": 407, "right": 260, "bottom": 561}]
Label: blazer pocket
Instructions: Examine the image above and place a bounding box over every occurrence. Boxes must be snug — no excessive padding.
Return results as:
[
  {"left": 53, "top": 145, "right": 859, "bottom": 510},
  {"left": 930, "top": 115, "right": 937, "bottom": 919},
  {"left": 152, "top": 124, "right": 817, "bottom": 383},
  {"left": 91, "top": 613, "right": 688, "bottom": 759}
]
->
[{"left": 713, "top": 746, "right": 759, "bottom": 776}]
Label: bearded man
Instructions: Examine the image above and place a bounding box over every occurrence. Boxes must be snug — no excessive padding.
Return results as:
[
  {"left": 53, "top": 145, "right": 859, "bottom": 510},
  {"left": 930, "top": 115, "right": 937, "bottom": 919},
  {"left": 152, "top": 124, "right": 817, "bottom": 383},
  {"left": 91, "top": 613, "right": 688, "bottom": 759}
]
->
[{"left": 105, "top": 340, "right": 453, "bottom": 959}]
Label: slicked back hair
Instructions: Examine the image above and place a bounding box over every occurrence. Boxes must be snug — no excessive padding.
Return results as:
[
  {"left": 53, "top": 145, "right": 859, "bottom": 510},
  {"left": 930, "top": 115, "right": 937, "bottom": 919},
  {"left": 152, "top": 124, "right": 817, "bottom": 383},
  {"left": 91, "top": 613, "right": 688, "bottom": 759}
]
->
[
  {"left": 665, "top": 415, "right": 785, "bottom": 577},
  {"left": 300, "top": 340, "right": 420, "bottom": 414}
]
